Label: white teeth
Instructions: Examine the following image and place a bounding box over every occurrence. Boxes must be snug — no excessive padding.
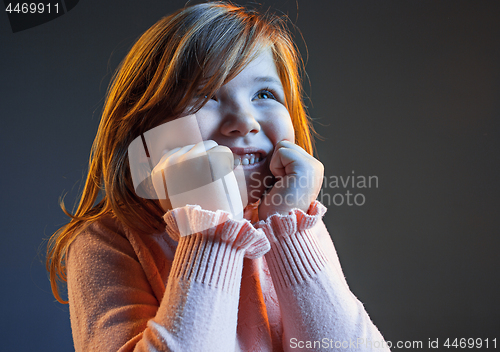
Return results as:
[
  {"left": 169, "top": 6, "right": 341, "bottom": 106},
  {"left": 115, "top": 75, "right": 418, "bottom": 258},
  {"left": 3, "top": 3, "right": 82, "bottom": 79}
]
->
[{"left": 234, "top": 153, "right": 261, "bottom": 166}]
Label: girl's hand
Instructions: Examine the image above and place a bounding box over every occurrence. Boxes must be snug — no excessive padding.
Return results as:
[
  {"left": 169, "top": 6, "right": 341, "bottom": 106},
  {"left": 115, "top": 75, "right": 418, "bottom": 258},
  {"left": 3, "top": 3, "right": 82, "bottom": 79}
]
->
[
  {"left": 259, "top": 140, "right": 324, "bottom": 220},
  {"left": 151, "top": 140, "right": 246, "bottom": 219}
]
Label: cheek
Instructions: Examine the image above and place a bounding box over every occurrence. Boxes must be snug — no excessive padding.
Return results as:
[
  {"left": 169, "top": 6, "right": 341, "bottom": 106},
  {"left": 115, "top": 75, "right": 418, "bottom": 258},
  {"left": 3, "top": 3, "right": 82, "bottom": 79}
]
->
[
  {"left": 268, "top": 112, "right": 295, "bottom": 145},
  {"left": 194, "top": 111, "right": 217, "bottom": 140},
  {"left": 284, "top": 117, "right": 295, "bottom": 142}
]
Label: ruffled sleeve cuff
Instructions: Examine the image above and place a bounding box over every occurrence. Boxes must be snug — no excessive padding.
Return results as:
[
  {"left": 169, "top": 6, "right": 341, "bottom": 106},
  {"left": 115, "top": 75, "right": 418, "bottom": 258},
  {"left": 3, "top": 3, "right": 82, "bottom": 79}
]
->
[
  {"left": 254, "top": 201, "right": 330, "bottom": 289},
  {"left": 164, "top": 205, "right": 270, "bottom": 259},
  {"left": 254, "top": 201, "right": 327, "bottom": 242}
]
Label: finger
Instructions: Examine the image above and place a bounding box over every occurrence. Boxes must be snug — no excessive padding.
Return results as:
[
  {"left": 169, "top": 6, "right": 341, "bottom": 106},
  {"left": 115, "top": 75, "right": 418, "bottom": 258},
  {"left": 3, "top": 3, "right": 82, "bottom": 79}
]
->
[
  {"left": 269, "top": 146, "right": 304, "bottom": 177},
  {"left": 159, "top": 140, "right": 217, "bottom": 166},
  {"left": 202, "top": 139, "right": 219, "bottom": 151},
  {"left": 274, "top": 140, "right": 312, "bottom": 158},
  {"left": 191, "top": 140, "right": 218, "bottom": 153},
  {"left": 158, "top": 147, "right": 182, "bottom": 165},
  {"left": 159, "top": 145, "right": 193, "bottom": 167},
  {"left": 152, "top": 147, "right": 184, "bottom": 173},
  {"left": 270, "top": 140, "right": 316, "bottom": 172},
  {"left": 180, "top": 140, "right": 218, "bottom": 161},
  {"left": 151, "top": 162, "right": 168, "bottom": 199},
  {"left": 208, "top": 145, "right": 235, "bottom": 168}
]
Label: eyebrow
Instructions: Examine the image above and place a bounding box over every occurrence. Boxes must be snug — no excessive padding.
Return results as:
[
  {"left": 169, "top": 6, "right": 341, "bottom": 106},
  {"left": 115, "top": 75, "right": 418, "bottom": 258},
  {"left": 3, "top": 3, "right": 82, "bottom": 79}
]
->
[{"left": 254, "top": 76, "right": 283, "bottom": 86}]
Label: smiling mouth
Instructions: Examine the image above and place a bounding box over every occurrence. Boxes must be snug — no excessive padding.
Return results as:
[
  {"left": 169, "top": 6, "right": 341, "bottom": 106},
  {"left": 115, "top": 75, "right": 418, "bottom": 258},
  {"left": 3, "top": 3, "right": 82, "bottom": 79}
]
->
[{"left": 233, "top": 152, "right": 263, "bottom": 166}]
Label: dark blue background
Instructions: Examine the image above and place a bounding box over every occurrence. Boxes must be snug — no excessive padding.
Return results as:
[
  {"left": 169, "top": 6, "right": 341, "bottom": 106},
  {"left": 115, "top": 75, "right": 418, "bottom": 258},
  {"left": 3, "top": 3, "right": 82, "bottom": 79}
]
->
[{"left": 1, "top": 1, "right": 499, "bottom": 350}]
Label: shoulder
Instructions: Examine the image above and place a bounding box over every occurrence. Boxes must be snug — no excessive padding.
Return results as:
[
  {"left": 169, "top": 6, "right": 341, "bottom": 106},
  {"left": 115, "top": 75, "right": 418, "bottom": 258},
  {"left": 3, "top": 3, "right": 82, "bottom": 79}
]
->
[
  {"left": 66, "top": 214, "right": 162, "bottom": 302},
  {"left": 67, "top": 214, "right": 177, "bottom": 293},
  {"left": 66, "top": 214, "right": 159, "bottom": 288},
  {"left": 68, "top": 214, "right": 137, "bottom": 263}
]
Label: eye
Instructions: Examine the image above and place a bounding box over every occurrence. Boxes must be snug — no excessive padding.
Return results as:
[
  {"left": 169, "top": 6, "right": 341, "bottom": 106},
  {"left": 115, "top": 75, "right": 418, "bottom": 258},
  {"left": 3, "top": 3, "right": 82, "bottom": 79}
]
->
[{"left": 253, "top": 89, "right": 277, "bottom": 101}]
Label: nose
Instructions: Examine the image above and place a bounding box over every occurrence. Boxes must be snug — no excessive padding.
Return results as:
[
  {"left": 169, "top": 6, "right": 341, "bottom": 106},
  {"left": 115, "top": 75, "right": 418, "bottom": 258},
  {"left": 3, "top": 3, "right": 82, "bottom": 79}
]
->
[{"left": 220, "top": 101, "right": 261, "bottom": 137}]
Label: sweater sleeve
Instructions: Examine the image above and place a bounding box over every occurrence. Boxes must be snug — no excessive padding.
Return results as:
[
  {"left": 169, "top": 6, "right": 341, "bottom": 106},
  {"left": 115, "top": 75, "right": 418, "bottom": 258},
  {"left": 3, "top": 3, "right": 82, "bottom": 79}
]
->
[
  {"left": 255, "top": 201, "right": 390, "bottom": 352},
  {"left": 67, "top": 207, "right": 270, "bottom": 352}
]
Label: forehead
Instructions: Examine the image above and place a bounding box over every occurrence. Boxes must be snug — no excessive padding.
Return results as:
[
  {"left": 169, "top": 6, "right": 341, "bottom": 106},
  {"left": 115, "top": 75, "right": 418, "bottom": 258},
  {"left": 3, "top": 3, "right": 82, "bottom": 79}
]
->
[{"left": 228, "top": 49, "right": 281, "bottom": 85}]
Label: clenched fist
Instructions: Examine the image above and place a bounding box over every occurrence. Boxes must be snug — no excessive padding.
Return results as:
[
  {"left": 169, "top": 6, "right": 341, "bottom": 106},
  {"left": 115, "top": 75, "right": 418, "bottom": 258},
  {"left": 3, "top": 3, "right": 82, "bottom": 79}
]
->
[
  {"left": 258, "top": 140, "right": 324, "bottom": 220},
  {"left": 151, "top": 140, "right": 247, "bottom": 221}
]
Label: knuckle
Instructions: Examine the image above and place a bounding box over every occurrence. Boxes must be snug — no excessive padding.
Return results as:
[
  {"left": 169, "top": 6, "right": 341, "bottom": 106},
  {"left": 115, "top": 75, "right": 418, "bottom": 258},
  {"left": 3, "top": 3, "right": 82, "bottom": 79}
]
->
[
  {"left": 212, "top": 145, "right": 231, "bottom": 153},
  {"left": 318, "top": 161, "right": 324, "bottom": 172}
]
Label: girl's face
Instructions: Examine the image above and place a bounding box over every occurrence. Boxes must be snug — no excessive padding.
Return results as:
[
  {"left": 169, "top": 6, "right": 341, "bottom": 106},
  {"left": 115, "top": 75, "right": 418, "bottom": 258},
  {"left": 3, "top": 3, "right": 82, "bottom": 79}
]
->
[{"left": 194, "top": 49, "right": 295, "bottom": 203}]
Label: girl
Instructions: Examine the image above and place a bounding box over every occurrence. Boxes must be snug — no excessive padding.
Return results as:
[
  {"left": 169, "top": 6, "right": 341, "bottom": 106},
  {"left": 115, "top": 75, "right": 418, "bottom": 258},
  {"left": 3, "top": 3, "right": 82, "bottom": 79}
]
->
[{"left": 47, "top": 2, "right": 390, "bottom": 351}]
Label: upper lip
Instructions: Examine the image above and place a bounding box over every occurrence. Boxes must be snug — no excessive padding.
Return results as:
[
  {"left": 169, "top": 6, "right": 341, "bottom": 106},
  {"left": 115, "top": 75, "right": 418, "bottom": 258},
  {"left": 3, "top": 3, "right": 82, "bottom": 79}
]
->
[{"left": 227, "top": 147, "right": 267, "bottom": 158}]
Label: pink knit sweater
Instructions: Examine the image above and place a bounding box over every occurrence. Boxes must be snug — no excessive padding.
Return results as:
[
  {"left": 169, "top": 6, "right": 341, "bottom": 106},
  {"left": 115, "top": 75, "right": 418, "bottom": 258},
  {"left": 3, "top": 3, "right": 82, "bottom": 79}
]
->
[{"left": 67, "top": 201, "right": 390, "bottom": 351}]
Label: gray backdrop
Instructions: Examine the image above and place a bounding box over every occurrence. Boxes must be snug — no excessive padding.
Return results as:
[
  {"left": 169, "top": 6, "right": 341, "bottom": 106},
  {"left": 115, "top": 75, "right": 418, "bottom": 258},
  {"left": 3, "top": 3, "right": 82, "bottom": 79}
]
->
[{"left": 1, "top": 1, "right": 499, "bottom": 351}]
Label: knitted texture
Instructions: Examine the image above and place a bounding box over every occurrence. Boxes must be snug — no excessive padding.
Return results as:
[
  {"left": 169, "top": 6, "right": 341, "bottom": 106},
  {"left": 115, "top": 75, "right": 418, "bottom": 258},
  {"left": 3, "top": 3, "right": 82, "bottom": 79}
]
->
[
  {"left": 67, "top": 201, "right": 391, "bottom": 351},
  {"left": 255, "top": 201, "right": 328, "bottom": 242},
  {"left": 164, "top": 205, "right": 270, "bottom": 259}
]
